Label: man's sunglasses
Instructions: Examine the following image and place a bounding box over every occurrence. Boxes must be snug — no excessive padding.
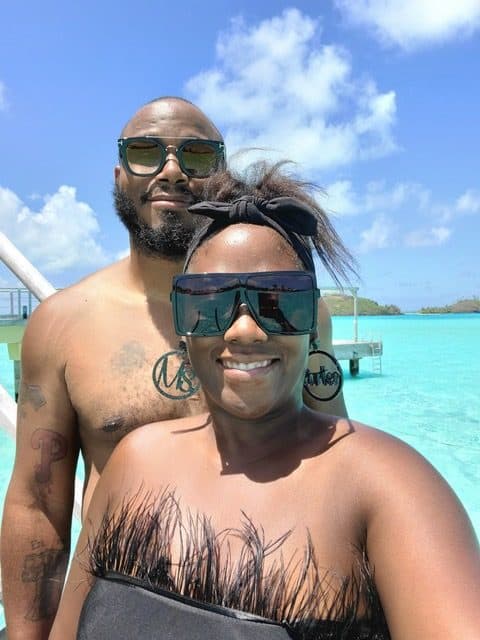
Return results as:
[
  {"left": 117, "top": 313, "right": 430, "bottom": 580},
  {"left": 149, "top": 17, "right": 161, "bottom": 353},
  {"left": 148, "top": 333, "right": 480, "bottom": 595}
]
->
[
  {"left": 171, "top": 271, "right": 319, "bottom": 337},
  {"left": 117, "top": 136, "right": 226, "bottom": 178}
]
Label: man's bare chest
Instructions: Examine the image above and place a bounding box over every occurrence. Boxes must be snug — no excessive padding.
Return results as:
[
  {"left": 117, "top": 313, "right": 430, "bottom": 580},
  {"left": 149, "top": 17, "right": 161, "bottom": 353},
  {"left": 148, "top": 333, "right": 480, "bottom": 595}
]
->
[{"left": 64, "top": 323, "right": 203, "bottom": 440}]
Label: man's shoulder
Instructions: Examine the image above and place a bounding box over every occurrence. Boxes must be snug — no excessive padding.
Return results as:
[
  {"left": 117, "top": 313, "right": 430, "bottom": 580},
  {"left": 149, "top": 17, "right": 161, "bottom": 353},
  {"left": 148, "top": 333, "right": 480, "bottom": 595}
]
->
[
  {"left": 33, "top": 259, "right": 128, "bottom": 314},
  {"left": 22, "top": 259, "right": 129, "bottom": 346},
  {"left": 62, "top": 257, "right": 130, "bottom": 298}
]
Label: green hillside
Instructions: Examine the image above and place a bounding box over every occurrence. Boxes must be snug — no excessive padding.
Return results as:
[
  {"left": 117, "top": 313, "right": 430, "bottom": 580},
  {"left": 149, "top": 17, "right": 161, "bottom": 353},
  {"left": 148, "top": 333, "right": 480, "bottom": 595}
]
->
[
  {"left": 419, "top": 297, "right": 480, "bottom": 314},
  {"left": 323, "top": 294, "right": 402, "bottom": 316}
]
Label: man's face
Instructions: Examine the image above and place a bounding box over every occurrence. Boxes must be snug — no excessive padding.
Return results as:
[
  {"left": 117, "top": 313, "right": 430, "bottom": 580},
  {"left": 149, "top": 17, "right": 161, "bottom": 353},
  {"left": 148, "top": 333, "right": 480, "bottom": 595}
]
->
[{"left": 114, "top": 99, "right": 223, "bottom": 259}]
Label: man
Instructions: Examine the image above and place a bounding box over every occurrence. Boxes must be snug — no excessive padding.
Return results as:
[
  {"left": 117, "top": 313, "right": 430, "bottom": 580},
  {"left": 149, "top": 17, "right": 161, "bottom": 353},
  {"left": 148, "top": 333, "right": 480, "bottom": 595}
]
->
[{"left": 0, "top": 96, "right": 347, "bottom": 640}]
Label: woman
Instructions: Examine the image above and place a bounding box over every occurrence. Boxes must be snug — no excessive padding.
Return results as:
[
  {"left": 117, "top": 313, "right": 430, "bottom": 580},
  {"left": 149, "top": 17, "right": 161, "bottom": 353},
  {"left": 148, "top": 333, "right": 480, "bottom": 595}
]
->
[{"left": 50, "top": 165, "right": 480, "bottom": 639}]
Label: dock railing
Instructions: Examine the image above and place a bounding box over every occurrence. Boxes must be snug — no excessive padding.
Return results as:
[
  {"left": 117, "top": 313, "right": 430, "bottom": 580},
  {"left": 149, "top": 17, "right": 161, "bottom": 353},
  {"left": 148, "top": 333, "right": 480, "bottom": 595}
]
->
[{"left": 0, "top": 287, "right": 37, "bottom": 324}]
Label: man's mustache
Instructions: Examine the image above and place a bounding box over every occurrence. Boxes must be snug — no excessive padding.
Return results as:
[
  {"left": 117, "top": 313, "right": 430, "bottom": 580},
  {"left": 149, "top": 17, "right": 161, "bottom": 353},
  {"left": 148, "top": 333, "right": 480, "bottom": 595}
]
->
[{"left": 139, "top": 185, "right": 195, "bottom": 205}]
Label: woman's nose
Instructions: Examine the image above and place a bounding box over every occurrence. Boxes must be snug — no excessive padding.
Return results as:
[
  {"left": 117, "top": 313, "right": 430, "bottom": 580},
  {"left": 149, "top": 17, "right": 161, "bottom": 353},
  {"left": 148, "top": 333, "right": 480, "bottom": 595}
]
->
[{"left": 223, "top": 304, "right": 268, "bottom": 344}]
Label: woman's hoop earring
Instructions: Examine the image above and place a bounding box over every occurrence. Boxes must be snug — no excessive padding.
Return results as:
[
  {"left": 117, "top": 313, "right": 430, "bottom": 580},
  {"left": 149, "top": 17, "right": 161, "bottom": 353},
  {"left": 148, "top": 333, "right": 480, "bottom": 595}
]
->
[
  {"left": 152, "top": 340, "right": 200, "bottom": 400},
  {"left": 304, "top": 344, "right": 343, "bottom": 402}
]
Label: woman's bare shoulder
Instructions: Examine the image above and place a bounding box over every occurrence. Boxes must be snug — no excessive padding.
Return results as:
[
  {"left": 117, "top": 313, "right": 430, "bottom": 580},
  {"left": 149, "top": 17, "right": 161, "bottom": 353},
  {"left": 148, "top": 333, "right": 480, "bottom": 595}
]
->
[
  {"left": 324, "top": 417, "right": 447, "bottom": 491},
  {"left": 108, "top": 413, "right": 211, "bottom": 467}
]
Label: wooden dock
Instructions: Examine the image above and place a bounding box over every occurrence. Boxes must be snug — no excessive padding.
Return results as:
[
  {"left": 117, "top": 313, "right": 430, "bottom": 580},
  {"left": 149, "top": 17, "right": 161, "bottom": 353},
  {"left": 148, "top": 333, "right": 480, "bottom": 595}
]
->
[{"left": 333, "top": 338, "right": 383, "bottom": 375}]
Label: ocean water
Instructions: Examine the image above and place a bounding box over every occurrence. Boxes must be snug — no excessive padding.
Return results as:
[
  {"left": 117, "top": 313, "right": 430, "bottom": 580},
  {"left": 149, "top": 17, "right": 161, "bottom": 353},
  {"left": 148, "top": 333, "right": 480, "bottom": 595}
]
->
[
  {"left": 331, "top": 313, "right": 480, "bottom": 537},
  {"left": 0, "top": 313, "right": 479, "bottom": 627}
]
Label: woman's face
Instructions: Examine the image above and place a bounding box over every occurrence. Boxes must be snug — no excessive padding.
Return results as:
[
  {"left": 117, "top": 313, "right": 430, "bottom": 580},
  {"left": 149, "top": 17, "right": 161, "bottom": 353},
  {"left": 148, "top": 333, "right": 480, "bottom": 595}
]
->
[{"left": 185, "top": 224, "right": 311, "bottom": 419}]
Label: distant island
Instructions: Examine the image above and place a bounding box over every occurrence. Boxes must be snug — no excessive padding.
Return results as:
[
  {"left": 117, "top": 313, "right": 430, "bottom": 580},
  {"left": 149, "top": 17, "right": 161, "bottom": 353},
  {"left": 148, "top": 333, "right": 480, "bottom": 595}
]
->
[
  {"left": 418, "top": 297, "right": 480, "bottom": 314},
  {"left": 322, "top": 294, "right": 402, "bottom": 316},
  {"left": 322, "top": 293, "right": 480, "bottom": 315}
]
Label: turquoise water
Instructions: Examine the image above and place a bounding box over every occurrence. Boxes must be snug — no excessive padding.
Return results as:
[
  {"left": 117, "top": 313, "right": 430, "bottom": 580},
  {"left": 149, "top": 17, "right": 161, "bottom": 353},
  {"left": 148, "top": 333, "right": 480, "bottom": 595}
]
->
[
  {"left": 332, "top": 313, "right": 479, "bottom": 537},
  {"left": 1, "top": 314, "right": 479, "bottom": 627}
]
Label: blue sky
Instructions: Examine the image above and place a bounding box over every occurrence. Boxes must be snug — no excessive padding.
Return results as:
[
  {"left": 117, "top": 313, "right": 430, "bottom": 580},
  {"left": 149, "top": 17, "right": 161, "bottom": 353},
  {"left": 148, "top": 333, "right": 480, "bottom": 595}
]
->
[{"left": 1, "top": 0, "right": 479, "bottom": 311}]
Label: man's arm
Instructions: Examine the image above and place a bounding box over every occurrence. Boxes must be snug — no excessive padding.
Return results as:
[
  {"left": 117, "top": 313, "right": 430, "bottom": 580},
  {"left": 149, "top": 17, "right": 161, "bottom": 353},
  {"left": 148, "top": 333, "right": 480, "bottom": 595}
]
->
[
  {"left": 1, "top": 297, "right": 79, "bottom": 640},
  {"left": 50, "top": 434, "right": 132, "bottom": 640},
  {"left": 303, "top": 297, "right": 348, "bottom": 417}
]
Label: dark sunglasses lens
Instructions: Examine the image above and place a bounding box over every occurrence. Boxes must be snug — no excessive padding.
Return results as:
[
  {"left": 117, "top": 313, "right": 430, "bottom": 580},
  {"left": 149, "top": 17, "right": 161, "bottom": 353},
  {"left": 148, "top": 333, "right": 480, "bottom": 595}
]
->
[
  {"left": 125, "top": 140, "right": 163, "bottom": 175},
  {"left": 246, "top": 274, "right": 315, "bottom": 333},
  {"left": 174, "top": 276, "right": 238, "bottom": 335},
  {"left": 179, "top": 141, "right": 222, "bottom": 177}
]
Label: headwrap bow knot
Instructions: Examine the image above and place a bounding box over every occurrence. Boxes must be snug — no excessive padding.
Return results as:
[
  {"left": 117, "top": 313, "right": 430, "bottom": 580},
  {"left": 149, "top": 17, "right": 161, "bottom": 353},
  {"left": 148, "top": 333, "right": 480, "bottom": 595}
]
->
[{"left": 187, "top": 195, "right": 318, "bottom": 272}]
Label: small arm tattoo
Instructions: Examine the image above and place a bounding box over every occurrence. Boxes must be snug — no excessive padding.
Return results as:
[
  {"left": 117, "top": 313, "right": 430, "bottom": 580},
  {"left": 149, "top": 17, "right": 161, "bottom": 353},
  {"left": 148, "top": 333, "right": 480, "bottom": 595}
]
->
[
  {"left": 22, "top": 540, "right": 69, "bottom": 621},
  {"left": 31, "top": 429, "right": 68, "bottom": 490},
  {"left": 19, "top": 383, "right": 47, "bottom": 410}
]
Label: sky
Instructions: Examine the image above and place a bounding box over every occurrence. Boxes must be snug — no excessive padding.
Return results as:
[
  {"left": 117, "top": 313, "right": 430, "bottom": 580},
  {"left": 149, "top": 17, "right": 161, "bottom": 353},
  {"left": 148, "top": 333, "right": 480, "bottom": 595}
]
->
[{"left": 0, "top": 0, "right": 479, "bottom": 311}]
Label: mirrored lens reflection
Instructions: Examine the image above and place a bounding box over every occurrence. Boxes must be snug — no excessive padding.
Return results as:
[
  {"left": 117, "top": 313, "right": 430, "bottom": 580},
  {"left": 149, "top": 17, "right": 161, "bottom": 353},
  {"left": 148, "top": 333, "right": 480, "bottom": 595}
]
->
[
  {"left": 181, "top": 142, "right": 219, "bottom": 177},
  {"left": 126, "top": 142, "right": 163, "bottom": 173},
  {"left": 173, "top": 273, "right": 317, "bottom": 336}
]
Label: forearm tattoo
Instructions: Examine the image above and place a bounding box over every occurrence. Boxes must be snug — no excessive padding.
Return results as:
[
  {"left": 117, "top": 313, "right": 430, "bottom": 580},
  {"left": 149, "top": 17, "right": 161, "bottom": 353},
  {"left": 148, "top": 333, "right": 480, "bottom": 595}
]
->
[
  {"left": 31, "top": 429, "right": 68, "bottom": 491},
  {"left": 22, "top": 539, "right": 69, "bottom": 621}
]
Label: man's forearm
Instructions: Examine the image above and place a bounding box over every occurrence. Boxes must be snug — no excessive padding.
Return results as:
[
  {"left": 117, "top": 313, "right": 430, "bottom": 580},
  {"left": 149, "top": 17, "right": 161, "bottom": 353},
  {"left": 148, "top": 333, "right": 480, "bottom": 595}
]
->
[{"left": 1, "top": 506, "right": 69, "bottom": 640}]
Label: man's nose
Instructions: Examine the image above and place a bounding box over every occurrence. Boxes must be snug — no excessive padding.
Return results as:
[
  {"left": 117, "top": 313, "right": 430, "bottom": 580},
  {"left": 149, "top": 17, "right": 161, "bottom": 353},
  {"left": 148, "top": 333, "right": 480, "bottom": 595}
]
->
[
  {"left": 223, "top": 304, "right": 268, "bottom": 344},
  {"left": 155, "top": 149, "right": 188, "bottom": 184}
]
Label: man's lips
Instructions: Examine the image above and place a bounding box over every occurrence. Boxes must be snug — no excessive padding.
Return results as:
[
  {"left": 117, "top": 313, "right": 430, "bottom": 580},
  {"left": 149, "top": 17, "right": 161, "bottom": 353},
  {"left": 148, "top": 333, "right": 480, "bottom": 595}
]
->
[
  {"left": 140, "top": 189, "right": 193, "bottom": 205},
  {"left": 148, "top": 194, "right": 192, "bottom": 204}
]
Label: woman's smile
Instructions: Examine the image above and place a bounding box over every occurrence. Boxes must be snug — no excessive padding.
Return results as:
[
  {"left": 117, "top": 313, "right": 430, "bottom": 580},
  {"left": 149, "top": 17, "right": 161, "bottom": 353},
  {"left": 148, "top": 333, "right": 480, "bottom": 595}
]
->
[{"left": 217, "top": 355, "right": 280, "bottom": 379}]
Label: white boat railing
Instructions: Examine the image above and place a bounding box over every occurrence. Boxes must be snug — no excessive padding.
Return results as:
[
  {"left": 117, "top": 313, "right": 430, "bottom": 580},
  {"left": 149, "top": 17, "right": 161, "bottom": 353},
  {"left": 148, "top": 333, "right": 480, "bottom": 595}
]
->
[{"left": 0, "top": 232, "right": 56, "bottom": 301}]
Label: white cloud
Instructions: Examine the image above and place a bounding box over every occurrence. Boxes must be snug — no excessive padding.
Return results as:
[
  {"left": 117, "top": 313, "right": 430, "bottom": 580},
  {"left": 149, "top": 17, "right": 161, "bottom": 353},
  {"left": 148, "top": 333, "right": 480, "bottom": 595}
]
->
[
  {"left": 323, "top": 179, "right": 430, "bottom": 217},
  {"left": 359, "top": 215, "right": 396, "bottom": 252},
  {"left": 0, "top": 81, "right": 7, "bottom": 111},
  {"left": 327, "top": 179, "right": 474, "bottom": 251},
  {"left": 186, "top": 8, "right": 397, "bottom": 172},
  {"left": 0, "top": 185, "right": 109, "bottom": 273},
  {"left": 404, "top": 226, "right": 452, "bottom": 247},
  {"left": 321, "top": 180, "right": 360, "bottom": 216},
  {"left": 455, "top": 189, "right": 480, "bottom": 214},
  {"left": 324, "top": 178, "right": 479, "bottom": 228},
  {"left": 335, "top": 0, "right": 480, "bottom": 50},
  {"left": 429, "top": 188, "right": 480, "bottom": 222}
]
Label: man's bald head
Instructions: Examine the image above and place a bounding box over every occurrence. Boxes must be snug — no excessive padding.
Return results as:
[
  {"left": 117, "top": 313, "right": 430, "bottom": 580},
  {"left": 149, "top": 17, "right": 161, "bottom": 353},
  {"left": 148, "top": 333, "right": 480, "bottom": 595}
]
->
[{"left": 120, "top": 97, "right": 223, "bottom": 141}]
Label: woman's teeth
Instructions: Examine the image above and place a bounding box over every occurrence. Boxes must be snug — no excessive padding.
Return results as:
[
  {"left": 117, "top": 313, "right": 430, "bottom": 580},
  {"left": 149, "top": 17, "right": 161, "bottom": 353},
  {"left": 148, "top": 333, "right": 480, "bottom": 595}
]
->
[{"left": 222, "top": 360, "right": 271, "bottom": 371}]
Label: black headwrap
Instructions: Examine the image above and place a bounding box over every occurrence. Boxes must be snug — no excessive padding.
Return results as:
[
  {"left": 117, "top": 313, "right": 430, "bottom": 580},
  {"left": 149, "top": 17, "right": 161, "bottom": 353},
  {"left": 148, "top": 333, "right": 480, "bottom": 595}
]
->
[{"left": 185, "top": 196, "right": 317, "bottom": 273}]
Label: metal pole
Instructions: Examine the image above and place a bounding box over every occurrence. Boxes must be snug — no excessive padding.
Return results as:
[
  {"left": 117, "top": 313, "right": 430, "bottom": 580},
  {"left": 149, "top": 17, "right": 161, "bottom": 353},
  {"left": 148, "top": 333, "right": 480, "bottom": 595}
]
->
[
  {"left": 353, "top": 289, "right": 358, "bottom": 342},
  {"left": 0, "top": 232, "right": 55, "bottom": 302}
]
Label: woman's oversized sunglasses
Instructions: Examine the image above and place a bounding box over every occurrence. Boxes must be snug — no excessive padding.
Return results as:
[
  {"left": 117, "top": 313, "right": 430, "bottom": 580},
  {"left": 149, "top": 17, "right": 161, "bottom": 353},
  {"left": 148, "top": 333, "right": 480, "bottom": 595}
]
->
[
  {"left": 171, "top": 271, "right": 319, "bottom": 337},
  {"left": 117, "top": 136, "right": 226, "bottom": 178}
]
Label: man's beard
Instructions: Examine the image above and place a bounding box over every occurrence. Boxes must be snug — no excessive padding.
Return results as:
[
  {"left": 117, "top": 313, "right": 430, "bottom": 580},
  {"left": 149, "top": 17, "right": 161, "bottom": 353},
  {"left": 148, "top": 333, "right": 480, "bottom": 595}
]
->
[{"left": 113, "top": 185, "right": 202, "bottom": 260}]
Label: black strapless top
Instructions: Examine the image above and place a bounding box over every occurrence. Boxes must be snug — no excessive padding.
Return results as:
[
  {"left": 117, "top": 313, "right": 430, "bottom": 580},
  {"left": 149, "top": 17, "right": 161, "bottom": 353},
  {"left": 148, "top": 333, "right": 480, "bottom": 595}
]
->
[
  {"left": 78, "top": 573, "right": 388, "bottom": 640},
  {"left": 81, "top": 489, "right": 391, "bottom": 639}
]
